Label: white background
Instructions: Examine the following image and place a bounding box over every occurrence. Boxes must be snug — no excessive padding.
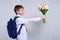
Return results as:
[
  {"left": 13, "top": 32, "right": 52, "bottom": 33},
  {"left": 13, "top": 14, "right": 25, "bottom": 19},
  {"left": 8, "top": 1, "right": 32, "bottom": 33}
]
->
[{"left": 0, "top": 0, "right": 60, "bottom": 40}]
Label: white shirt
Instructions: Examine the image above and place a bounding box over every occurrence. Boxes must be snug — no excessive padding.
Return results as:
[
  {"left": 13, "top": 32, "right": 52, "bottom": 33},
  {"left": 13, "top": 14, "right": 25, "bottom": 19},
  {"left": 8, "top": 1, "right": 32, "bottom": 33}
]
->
[{"left": 15, "top": 14, "right": 41, "bottom": 40}]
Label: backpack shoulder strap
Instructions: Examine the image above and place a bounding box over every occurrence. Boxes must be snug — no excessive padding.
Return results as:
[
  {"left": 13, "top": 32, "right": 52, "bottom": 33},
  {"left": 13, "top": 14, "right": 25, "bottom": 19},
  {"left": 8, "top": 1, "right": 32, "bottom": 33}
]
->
[{"left": 14, "top": 16, "right": 19, "bottom": 21}]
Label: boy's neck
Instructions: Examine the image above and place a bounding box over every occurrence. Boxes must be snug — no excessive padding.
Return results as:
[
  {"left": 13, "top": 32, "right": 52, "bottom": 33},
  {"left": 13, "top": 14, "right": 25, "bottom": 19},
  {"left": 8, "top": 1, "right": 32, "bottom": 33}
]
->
[{"left": 17, "top": 14, "right": 22, "bottom": 16}]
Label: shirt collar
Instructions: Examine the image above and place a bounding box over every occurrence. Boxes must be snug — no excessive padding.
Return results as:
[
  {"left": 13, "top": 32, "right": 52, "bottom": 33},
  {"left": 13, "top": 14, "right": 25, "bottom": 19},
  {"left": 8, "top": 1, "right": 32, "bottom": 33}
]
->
[{"left": 16, "top": 14, "right": 22, "bottom": 17}]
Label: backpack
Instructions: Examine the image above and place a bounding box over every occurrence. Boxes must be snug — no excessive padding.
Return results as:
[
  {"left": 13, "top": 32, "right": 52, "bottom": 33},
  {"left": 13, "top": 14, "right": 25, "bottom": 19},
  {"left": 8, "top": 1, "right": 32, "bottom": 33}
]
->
[{"left": 7, "top": 16, "right": 19, "bottom": 39}]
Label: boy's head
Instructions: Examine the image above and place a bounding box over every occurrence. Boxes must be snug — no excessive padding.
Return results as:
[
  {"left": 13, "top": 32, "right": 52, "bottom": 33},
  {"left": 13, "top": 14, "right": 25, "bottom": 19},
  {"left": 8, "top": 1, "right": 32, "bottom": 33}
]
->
[{"left": 14, "top": 5, "right": 24, "bottom": 15}]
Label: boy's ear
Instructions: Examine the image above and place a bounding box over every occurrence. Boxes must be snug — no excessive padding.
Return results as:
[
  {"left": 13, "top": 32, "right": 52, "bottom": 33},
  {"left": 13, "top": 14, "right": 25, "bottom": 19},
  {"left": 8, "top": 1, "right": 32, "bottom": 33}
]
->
[{"left": 16, "top": 11, "right": 19, "bottom": 14}]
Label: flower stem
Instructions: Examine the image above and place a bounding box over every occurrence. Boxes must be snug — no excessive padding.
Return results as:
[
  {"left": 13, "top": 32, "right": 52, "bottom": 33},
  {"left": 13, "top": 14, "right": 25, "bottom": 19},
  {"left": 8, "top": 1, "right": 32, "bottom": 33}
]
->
[{"left": 43, "top": 19, "right": 46, "bottom": 23}]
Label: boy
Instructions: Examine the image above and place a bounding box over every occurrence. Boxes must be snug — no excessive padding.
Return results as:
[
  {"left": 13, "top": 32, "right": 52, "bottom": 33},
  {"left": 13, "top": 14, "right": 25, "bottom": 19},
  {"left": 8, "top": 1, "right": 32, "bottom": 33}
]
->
[{"left": 14, "top": 5, "right": 45, "bottom": 40}]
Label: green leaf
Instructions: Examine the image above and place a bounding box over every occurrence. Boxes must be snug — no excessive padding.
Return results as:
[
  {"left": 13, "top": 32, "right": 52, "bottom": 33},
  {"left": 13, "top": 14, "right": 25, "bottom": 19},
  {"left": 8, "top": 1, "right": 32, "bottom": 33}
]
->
[{"left": 40, "top": 9, "right": 48, "bottom": 15}]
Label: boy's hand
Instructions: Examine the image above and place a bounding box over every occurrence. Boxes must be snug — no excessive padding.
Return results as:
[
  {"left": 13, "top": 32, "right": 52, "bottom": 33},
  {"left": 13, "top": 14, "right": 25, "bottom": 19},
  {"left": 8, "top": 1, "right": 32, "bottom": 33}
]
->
[{"left": 41, "top": 15, "right": 46, "bottom": 20}]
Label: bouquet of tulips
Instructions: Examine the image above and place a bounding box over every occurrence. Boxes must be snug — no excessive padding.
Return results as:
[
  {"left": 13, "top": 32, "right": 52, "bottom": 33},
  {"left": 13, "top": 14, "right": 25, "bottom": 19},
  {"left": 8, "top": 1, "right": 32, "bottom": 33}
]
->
[{"left": 38, "top": 4, "right": 49, "bottom": 23}]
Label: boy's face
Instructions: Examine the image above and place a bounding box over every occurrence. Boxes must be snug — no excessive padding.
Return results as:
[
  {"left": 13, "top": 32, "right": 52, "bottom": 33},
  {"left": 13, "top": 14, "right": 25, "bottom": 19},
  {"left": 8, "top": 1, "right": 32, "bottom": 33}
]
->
[{"left": 17, "top": 8, "right": 24, "bottom": 15}]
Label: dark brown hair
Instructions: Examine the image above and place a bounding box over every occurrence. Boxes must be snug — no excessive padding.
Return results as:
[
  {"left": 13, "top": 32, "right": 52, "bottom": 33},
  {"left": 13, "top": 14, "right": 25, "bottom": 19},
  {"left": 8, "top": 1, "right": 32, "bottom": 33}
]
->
[{"left": 14, "top": 5, "right": 24, "bottom": 14}]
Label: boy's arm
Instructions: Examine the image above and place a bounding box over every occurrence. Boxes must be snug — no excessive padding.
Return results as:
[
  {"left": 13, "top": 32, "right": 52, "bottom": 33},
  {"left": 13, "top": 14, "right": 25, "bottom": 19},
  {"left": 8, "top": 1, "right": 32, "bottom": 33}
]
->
[
  {"left": 26, "top": 17, "right": 42, "bottom": 22},
  {"left": 27, "top": 15, "right": 46, "bottom": 22},
  {"left": 16, "top": 16, "right": 45, "bottom": 24},
  {"left": 16, "top": 17, "right": 41, "bottom": 25}
]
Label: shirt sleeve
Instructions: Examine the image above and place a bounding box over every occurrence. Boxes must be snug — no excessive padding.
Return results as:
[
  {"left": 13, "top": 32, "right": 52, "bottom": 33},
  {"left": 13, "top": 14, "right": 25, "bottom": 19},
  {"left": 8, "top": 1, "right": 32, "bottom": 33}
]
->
[
  {"left": 16, "top": 17, "right": 41, "bottom": 25},
  {"left": 26, "top": 17, "right": 41, "bottom": 22}
]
